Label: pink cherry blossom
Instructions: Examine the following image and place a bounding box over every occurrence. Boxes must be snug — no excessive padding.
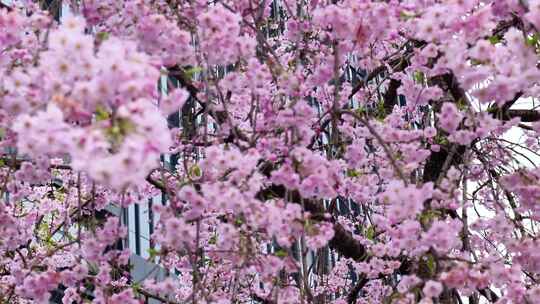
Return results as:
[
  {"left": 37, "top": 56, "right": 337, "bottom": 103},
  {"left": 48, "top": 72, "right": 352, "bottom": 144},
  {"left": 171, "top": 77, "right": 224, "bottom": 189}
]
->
[{"left": 1, "top": 1, "right": 540, "bottom": 303}]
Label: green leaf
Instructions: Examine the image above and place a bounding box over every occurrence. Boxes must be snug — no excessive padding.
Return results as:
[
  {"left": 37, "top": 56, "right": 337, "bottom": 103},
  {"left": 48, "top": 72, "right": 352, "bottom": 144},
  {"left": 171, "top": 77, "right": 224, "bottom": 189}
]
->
[
  {"left": 488, "top": 35, "right": 501, "bottom": 45},
  {"left": 104, "top": 118, "right": 135, "bottom": 146},
  {"left": 413, "top": 71, "right": 425, "bottom": 84},
  {"left": 185, "top": 66, "right": 203, "bottom": 79},
  {"left": 470, "top": 58, "right": 485, "bottom": 66},
  {"left": 434, "top": 134, "right": 449, "bottom": 146},
  {"left": 147, "top": 248, "right": 160, "bottom": 258},
  {"left": 456, "top": 98, "right": 468, "bottom": 111},
  {"left": 424, "top": 253, "right": 436, "bottom": 276},
  {"left": 365, "top": 226, "right": 376, "bottom": 240},
  {"left": 399, "top": 11, "right": 416, "bottom": 21},
  {"left": 132, "top": 282, "right": 142, "bottom": 295},
  {"left": 346, "top": 169, "right": 359, "bottom": 178},
  {"left": 527, "top": 33, "right": 540, "bottom": 47},
  {"left": 375, "top": 101, "right": 387, "bottom": 121},
  {"left": 275, "top": 249, "right": 288, "bottom": 258},
  {"left": 118, "top": 118, "right": 136, "bottom": 134},
  {"left": 95, "top": 105, "right": 110, "bottom": 121},
  {"left": 96, "top": 31, "right": 110, "bottom": 42},
  {"left": 190, "top": 165, "right": 202, "bottom": 178}
]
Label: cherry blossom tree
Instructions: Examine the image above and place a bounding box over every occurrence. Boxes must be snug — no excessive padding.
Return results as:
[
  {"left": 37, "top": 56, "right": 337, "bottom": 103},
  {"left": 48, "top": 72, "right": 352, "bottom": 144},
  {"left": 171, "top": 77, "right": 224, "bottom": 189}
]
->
[{"left": 2, "top": 0, "right": 540, "bottom": 303}]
